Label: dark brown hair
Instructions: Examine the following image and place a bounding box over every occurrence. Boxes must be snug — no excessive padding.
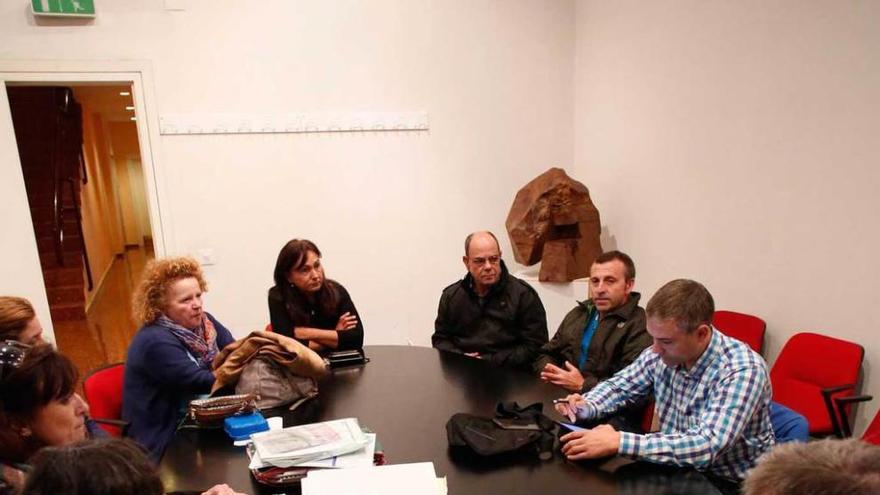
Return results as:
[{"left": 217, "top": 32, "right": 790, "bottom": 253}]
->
[
  {"left": 271, "top": 239, "right": 339, "bottom": 325},
  {"left": 0, "top": 344, "right": 78, "bottom": 463},
  {"left": 645, "top": 279, "right": 714, "bottom": 334},
  {"left": 0, "top": 296, "right": 35, "bottom": 342},
  {"left": 22, "top": 438, "right": 164, "bottom": 495},
  {"left": 593, "top": 250, "right": 636, "bottom": 280}
]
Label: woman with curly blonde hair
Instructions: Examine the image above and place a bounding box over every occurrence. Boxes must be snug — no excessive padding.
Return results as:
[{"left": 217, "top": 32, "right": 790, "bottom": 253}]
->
[{"left": 122, "top": 257, "right": 235, "bottom": 460}]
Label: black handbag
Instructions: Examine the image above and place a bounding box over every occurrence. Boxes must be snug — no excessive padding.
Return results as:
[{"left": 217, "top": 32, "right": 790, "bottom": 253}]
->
[
  {"left": 326, "top": 349, "right": 369, "bottom": 368},
  {"left": 446, "top": 402, "right": 557, "bottom": 459}
]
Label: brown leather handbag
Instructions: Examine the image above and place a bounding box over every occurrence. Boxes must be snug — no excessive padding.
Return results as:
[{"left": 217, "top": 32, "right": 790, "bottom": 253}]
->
[{"left": 188, "top": 394, "right": 258, "bottom": 426}]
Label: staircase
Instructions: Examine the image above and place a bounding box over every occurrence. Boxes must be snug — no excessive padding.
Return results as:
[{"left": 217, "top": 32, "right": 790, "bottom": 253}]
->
[{"left": 8, "top": 87, "right": 93, "bottom": 322}]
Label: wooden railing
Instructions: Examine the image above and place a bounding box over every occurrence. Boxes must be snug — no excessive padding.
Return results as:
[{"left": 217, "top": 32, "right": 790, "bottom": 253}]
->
[{"left": 51, "top": 88, "right": 94, "bottom": 291}]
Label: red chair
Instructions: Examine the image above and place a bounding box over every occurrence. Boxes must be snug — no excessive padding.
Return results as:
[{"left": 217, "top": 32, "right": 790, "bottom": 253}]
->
[
  {"left": 863, "top": 409, "right": 880, "bottom": 445},
  {"left": 640, "top": 401, "right": 656, "bottom": 432},
  {"left": 828, "top": 394, "right": 880, "bottom": 444},
  {"left": 712, "top": 310, "right": 765, "bottom": 355},
  {"left": 82, "top": 362, "right": 129, "bottom": 437},
  {"left": 769, "top": 332, "right": 864, "bottom": 436}
]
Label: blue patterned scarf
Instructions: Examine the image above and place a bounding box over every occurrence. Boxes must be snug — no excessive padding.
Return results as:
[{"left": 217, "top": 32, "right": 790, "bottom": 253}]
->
[{"left": 155, "top": 314, "right": 219, "bottom": 368}]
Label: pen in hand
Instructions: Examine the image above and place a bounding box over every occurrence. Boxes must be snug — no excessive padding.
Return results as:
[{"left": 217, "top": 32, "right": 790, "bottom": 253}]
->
[{"left": 553, "top": 395, "right": 585, "bottom": 422}]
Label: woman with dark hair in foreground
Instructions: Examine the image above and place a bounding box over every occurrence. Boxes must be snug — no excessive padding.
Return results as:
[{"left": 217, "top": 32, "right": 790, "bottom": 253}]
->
[{"left": 0, "top": 343, "right": 102, "bottom": 494}]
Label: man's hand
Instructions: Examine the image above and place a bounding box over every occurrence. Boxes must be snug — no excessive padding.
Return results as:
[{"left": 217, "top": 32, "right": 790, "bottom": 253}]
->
[
  {"left": 201, "top": 484, "right": 246, "bottom": 495},
  {"left": 464, "top": 352, "right": 482, "bottom": 359},
  {"left": 554, "top": 393, "right": 586, "bottom": 422},
  {"left": 560, "top": 424, "right": 621, "bottom": 460},
  {"left": 335, "top": 312, "right": 358, "bottom": 331},
  {"left": 540, "top": 361, "right": 585, "bottom": 392}
]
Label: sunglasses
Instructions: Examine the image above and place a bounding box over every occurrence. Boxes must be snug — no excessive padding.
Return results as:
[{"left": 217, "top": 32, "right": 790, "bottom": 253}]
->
[{"left": 0, "top": 340, "right": 31, "bottom": 381}]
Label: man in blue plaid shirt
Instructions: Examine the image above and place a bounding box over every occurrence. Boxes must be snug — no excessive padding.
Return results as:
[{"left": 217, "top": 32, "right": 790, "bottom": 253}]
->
[{"left": 555, "top": 279, "right": 774, "bottom": 482}]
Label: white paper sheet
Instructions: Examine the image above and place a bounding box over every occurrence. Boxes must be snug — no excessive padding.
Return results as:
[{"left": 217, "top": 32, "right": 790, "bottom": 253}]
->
[
  {"left": 248, "top": 433, "right": 376, "bottom": 470},
  {"left": 251, "top": 417, "right": 368, "bottom": 465},
  {"left": 301, "top": 462, "right": 446, "bottom": 495},
  {"left": 297, "top": 433, "right": 376, "bottom": 469}
]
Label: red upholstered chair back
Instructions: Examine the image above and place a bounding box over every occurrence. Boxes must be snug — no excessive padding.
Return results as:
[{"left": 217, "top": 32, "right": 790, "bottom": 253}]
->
[
  {"left": 640, "top": 401, "right": 656, "bottom": 433},
  {"left": 863, "top": 410, "right": 880, "bottom": 445},
  {"left": 770, "top": 332, "right": 864, "bottom": 436},
  {"left": 82, "top": 362, "right": 126, "bottom": 437},
  {"left": 712, "top": 310, "right": 766, "bottom": 355}
]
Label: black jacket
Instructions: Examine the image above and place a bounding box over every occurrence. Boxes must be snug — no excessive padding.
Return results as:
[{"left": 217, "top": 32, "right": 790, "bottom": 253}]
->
[
  {"left": 267, "top": 282, "right": 364, "bottom": 351},
  {"left": 432, "top": 261, "right": 548, "bottom": 369},
  {"left": 533, "top": 292, "right": 650, "bottom": 392}
]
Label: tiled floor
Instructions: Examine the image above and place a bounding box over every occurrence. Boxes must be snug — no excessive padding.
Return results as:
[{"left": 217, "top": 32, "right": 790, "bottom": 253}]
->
[{"left": 53, "top": 245, "right": 153, "bottom": 379}]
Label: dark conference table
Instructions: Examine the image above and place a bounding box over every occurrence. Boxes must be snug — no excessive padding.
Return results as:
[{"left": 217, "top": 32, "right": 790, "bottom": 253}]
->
[{"left": 160, "top": 345, "right": 723, "bottom": 495}]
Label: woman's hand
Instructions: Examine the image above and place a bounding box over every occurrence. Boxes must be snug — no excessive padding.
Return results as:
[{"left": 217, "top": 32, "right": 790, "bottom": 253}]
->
[
  {"left": 201, "top": 483, "right": 246, "bottom": 495},
  {"left": 335, "top": 312, "right": 358, "bottom": 331}
]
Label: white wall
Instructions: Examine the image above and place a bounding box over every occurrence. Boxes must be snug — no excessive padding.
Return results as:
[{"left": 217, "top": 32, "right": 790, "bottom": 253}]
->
[
  {"left": 78, "top": 104, "right": 126, "bottom": 307},
  {"left": 3, "top": 0, "right": 876, "bottom": 435},
  {"left": 0, "top": 87, "right": 53, "bottom": 342},
  {"left": 574, "top": 0, "right": 880, "bottom": 434},
  {"left": 0, "top": 1, "right": 576, "bottom": 344}
]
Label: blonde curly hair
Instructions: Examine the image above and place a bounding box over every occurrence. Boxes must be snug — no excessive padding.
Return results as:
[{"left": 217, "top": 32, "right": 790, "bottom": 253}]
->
[{"left": 132, "top": 257, "right": 208, "bottom": 326}]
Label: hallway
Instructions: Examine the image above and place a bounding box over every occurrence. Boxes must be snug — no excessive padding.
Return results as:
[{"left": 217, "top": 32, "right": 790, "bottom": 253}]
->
[{"left": 53, "top": 245, "right": 153, "bottom": 377}]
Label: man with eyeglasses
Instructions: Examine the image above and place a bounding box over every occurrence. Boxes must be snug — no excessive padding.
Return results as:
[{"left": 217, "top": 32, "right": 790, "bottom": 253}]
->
[{"left": 432, "top": 231, "right": 548, "bottom": 369}]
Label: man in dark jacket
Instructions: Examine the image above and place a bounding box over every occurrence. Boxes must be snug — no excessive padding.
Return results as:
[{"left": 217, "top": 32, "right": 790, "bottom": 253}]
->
[
  {"left": 534, "top": 250, "right": 651, "bottom": 393},
  {"left": 432, "top": 231, "right": 548, "bottom": 369}
]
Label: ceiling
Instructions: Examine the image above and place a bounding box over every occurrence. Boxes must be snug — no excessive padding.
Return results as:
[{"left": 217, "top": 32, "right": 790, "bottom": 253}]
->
[{"left": 71, "top": 84, "right": 135, "bottom": 123}]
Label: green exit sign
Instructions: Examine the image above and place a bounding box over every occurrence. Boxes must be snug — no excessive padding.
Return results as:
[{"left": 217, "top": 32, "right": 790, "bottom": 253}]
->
[{"left": 31, "top": 0, "right": 96, "bottom": 17}]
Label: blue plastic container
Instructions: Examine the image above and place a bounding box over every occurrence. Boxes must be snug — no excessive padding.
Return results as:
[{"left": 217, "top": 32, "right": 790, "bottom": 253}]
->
[{"left": 224, "top": 411, "right": 269, "bottom": 441}]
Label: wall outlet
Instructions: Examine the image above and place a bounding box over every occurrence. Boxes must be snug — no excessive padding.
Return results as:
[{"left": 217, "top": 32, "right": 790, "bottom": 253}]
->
[{"left": 198, "top": 248, "right": 216, "bottom": 266}]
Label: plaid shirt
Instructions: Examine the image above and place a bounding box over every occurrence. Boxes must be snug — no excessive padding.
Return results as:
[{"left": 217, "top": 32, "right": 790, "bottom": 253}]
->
[{"left": 577, "top": 329, "right": 774, "bottom": 480}]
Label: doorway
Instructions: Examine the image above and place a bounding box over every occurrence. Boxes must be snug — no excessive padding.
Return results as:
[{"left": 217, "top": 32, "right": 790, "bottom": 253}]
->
[{"left": 0, "top": 63, "right": 166, "bottom": 378}]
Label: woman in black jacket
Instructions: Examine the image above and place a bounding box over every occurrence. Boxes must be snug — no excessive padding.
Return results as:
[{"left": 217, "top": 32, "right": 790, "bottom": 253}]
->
[{"left": 268, "top": 239, "right": 364, "bottom": 353}]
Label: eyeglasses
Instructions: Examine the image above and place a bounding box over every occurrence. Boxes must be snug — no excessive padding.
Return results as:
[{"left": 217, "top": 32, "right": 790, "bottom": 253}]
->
[
  {"left": 0, "top": 340, "right": 30, "bottom": 381},
  {"left": 468, "top": 255, "right": 501, "bottom": 266}
]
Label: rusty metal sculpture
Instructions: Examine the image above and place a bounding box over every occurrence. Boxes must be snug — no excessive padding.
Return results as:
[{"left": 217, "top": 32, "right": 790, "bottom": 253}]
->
[{"left": 505, "top": 168, "right": 602, "bottom": 282}]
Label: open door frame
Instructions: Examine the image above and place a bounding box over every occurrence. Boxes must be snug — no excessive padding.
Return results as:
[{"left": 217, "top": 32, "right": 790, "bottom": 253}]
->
[{"left": 0, "top": 60, "right": 170, "bottom": 344}]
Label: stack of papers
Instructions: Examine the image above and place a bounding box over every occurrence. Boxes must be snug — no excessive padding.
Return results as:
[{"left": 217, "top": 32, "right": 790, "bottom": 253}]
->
[
  {"left": 250, "top": 418, "right": 370, "bottom": 468},
  {"left": 302, "top": 462, "right": 447, "bottom": 495}
]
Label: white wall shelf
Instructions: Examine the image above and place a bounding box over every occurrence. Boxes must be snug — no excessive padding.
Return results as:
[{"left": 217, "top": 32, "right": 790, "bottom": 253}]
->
[{"left": 158, "top": 111, "right": 429, "bottom": 135}]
